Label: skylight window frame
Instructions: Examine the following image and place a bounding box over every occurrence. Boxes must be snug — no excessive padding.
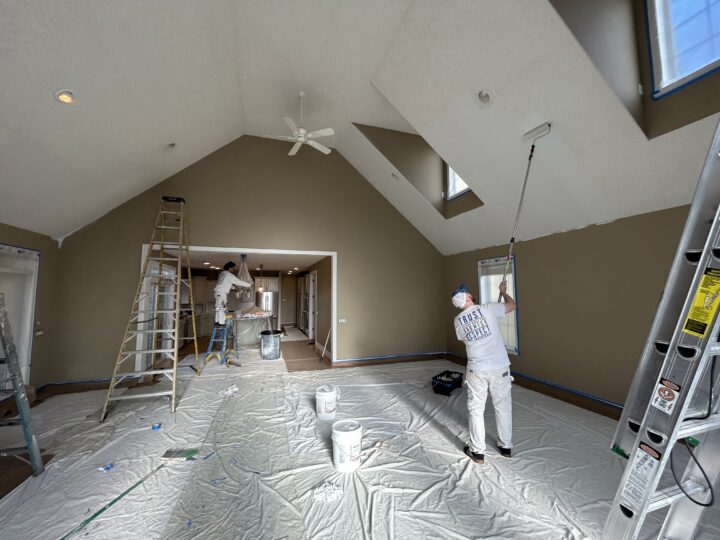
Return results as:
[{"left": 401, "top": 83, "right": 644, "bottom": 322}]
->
[{"left": 646, "top": 0, "right": 720, "bottom": 99}]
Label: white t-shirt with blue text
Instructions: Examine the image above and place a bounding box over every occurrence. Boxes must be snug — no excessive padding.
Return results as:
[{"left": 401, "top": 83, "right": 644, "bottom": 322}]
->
[{"left": 454, "top": 303, "right": 510, "bottom": 371}]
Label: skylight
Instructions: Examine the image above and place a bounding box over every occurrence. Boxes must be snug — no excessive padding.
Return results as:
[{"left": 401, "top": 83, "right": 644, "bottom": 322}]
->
[
  {"left": 446, "top": 165, "right": 470, "bottom": 200},
  {"left": 648, "top": 0, "right": 720, "bottom": 97}
]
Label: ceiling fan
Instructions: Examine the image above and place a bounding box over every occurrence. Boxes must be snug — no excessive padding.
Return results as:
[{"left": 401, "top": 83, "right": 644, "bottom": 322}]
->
[{"left": 265, "top": 91, "right": 335, "bottom": 156}]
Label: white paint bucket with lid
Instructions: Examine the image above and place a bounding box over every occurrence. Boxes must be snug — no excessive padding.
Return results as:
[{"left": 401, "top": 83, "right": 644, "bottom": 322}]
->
[
  {"left": 316, "top": 385, "right": 340, "bottom": 421},
  {"left": 332, "top": 419, "right": 362, "bottom": 473}
]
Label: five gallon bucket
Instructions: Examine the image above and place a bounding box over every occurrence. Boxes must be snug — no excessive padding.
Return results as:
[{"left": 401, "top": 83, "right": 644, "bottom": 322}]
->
[
  {"left": 332, "top": 420, "right": 362, "bottom": 473},
  {"left": 316, "top": 385, "right": 340, "bottom": 421},
  {"left": 260, "top": 330, "right": 282, "bottom": 360}
]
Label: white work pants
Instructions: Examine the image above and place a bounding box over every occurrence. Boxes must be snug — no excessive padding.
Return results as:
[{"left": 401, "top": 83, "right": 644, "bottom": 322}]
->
[
  {"left": 466, "top": 367, "right": 513, "bottom": 454},
  {"left": 214, "top": 293, "right": 227, "bottom": 325}
]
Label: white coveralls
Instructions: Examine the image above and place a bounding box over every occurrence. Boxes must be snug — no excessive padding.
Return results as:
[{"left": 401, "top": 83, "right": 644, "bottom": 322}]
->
[
  {"left": 213, "top": 270, "right": 251, "bottom": 325},
  {"left": 454, "top": 302, "right": 513, "bottom": 454}
]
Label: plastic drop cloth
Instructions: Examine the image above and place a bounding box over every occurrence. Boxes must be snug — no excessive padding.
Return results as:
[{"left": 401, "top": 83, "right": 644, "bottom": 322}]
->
[{"left": 1, "top": 359, "right": 719, "bottom": 539}]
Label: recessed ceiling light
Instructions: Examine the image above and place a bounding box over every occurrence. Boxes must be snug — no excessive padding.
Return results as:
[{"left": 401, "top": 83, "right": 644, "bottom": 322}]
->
[
  {"left": 293, "top": 267, "right": 299, "bottom": 271},
  {"left": 288, "top": 271, "right": 292, "bottom": 274},
  {"left": 54, "top": 89, "right": 75, "bottom": 104},
  {"left": 255, "top": 267, "right": 261, "bottom": 271},
  {"left": 203, "top": 261, "right": 210, "bottom": 265}
]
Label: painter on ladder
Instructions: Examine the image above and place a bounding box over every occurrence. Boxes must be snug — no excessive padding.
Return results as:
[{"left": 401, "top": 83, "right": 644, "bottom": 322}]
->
[
  {"left": 452, "top": 282, "right": 516, "bottom": 464},
  {"left": 214, "top": 261, "right": 251, "bottom": 326}
]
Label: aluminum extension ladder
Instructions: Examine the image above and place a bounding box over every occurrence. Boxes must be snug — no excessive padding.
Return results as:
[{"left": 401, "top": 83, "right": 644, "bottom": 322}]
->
[
  {"left": 603, "top": 120, "right": 720, "bottom": 539},
  {"left": 0, "top": 293, "right": 44, "bottom": 475},
  {"left": 100, "top": 196, "right": 199, "bottom": 421}
]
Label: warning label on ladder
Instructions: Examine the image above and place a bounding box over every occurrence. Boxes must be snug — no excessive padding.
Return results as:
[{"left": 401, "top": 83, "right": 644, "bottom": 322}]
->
[
  {"left": 650, "top": 378, "right": 680, "bottom": 415},
  {"left": 683, "top": 268, "right": 720, "bottom": 338},
  {"left": 622, "top": 442, "right": 662, "bottom": 510}
]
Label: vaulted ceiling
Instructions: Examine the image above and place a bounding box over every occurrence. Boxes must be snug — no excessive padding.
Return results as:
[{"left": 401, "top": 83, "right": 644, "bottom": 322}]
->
[{"left": 1, "top": 1, "right": 717, "bottom": 254}]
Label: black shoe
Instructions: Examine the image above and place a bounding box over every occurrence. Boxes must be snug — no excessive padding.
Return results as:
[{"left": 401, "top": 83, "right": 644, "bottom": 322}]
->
[
  {"left": 463, "top": 446, "right": 485, "bottom": 464},
  {"left": 496, "top": 444, "right": 512, "bottom": 458}
]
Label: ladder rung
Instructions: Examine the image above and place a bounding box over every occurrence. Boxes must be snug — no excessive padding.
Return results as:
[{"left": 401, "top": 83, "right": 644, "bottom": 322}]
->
[
  {"left": 133, "top": 310, "right": 177, "bottom": 314},
  {"left": 114, "top": 369, "right": 173, "bottom": 378},
  {"left": 160, "top": 211, "right": 181, "bottom": 215},
  {"left": 707, "top": 340, "right": 720, "bottom": 355},
  {"left": 151, "top": 243, "right": 180, "bottom": 248},
  {"left": 0, "top": 418, "right": 21, "bottom": 427},
  {"left": 156, "top": 226, "right": 180, "bottom": 230},
  {"left": 677, "top": 414, "right": 720, "bottom": 439},
  {"left": 108, "top": 391, "right": 173, "bottom": 401},
  {"left": 147, "top": 257, "right": 179, "bottom": 261},
  {"left": 647, "top": 479, "right": 705, "bottom": 512}
]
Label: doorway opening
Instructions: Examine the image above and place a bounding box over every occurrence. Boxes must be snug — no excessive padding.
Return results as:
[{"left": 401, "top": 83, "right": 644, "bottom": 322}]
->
[
  {"left": 0, "top": 244, "right": 40, "bottom": 389},
  {"left": 142, "top": 245, "right": 337, "bottom": 367}
]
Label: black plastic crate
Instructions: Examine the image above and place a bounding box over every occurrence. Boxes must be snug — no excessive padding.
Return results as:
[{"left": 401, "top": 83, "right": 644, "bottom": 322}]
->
[{"left": 431, "top": 370, "right": 464, "bottom": 396}]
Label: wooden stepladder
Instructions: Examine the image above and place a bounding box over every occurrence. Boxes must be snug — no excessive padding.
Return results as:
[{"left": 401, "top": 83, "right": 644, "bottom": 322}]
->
[{"left": 100, "top": 196, "right": 198, "bottom": 421}]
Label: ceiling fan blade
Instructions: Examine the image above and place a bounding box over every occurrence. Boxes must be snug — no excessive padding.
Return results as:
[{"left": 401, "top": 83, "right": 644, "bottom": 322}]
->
[
  {"left": 307, "top": 140, "right": 331, "bottom": 155},
  {"left": 264, "top": 135, "right": 296, "bottom": 141},
  {"left": 284, "top": 116, "right": 298, "bottom": 133},
  {"left": 307, "top": 127, "right": 335, "bottom": 139},
  {"left": 288, "top": 142, "right": 302, "bottom": 156}
]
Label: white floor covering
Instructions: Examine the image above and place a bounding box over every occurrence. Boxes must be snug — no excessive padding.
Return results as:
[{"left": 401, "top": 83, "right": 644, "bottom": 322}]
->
[
  {"left": 0, "top": 356, "right": 719, "bottom": 539},
  {"left": 283, "top": 326, "right": 311, "bottom": 342}
]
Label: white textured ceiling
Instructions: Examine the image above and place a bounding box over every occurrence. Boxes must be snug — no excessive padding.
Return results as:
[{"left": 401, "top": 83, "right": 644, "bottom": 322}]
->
[
  {"left": 1, "top": 1, "right": 718, "bottom": 254},
  {"left": 0, "top": 1, "right": 413, "bottom": 239}
]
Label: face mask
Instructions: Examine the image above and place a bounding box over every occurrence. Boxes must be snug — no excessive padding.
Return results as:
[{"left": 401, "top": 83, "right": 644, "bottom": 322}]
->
[{"left": 452, "top": 292, "right": 467, "bottom": 308}]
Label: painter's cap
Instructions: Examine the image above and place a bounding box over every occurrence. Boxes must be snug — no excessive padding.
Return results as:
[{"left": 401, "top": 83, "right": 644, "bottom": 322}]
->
[{"left": 451, "top": 283, "right": 467, "bottom": 298}]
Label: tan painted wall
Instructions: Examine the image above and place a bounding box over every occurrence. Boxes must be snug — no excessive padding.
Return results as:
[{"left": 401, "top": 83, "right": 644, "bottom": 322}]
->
[
  {"left": 52, "top": 136, "right": 445, "bottom": 382},
  {"left": 0, "top": 222, "right": 59, "bottom": 386},
  {"left": 445, "top": 205, "right": 689, "bottom": 404},
  {"left": 308, "top": 257, "right": 332, "bottom": 351},
  {"left": 280, "top": 274, "right": 296, "bottom": 325}
]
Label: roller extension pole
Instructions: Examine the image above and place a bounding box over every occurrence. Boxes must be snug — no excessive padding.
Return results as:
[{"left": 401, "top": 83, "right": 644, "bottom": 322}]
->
[{"left": 498, "top": 122, "right": 551, "bottom": 301}]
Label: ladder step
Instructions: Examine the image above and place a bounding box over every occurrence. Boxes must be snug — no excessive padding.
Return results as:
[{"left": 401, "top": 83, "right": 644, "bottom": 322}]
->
[
  {"left": 0, "top": 418, "right": 21, "bottom": 427},
  {"left": 114, "top": 369, "right": 174, "bottom": 378},
  {"left": 0, "top": 446, "right": 30, "bottom": 457},
  {"left": 147, "top": 257, "right": 179, "bottom": 261},
  {"left": 647, "top": 479, "right": 705, "bottom": 512},
  {"left": 159, "top": 210, "right": 181, "bottom": 215},
  {"left": 677, "top": 414, "right": 720, "bottom": 439},
  {"left": 133, "top": 310, "right": 177, "bottom": 314},
  {"left": 122, "top": 348, "right": 175, "bottom": 355},
  {"left": 155, "top": 226, "right": 181, "bottom": 230},
  {"left": 126, "top": 329, "right": 176, "bottom": 335},
  {"left": 108, "top": 391, "right": 173, "bottom": 401},
  {"left": 151, "top": 243, "right": 180, "bottom": 248}
]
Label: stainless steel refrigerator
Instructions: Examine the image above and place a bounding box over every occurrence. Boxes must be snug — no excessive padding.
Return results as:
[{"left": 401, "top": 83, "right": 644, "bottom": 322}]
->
[{"left": 256, "top": 291, "right": 279, "bottom": 330}]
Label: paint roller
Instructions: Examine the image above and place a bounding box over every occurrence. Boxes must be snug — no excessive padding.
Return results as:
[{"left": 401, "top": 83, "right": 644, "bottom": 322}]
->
[{"left": 498, "top": 122, "right": 552, "bottom": 302}]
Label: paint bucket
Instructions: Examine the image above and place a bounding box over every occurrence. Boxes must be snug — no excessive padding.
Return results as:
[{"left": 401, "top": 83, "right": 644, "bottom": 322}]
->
[
  {"left": 316, "top": 385, "right": 340, "bottom": 420},
  {"left": 331, "top": 420, "right": 362, "bottom": 473}
]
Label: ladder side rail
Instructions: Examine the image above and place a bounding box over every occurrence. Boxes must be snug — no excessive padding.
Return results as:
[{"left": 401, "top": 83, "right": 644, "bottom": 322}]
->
[
  {"left": 150, "top": 202, "right": 168, "bottom": 370},
  {"left": 170, "top": 203, "right": 184, "bottom": 412},
  {"left": 182, "top": 219, "right": 200, "bottom": 375},
  {"left": 612, "top": 121, "right": 720, "bottom": 456},
  {"left": 100, "top": 203, "right": 167, "bottom": 421},
  {"left": 0, "top": 295, "right": 44, "bottom": 475}
]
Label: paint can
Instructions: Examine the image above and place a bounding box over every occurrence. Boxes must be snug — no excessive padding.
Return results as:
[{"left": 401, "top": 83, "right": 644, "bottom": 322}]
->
[
  {"left": 316, "top": 385, "right": 339, "bottom": 420},
  {"left": 331, "top": 420, "right": 362, "bottom": 473}
]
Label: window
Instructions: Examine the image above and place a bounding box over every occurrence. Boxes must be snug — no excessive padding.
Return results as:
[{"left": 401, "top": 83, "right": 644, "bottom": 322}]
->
[
  {"left": 477, "top": 256, "right": 519, "bottom": 355},
  {"left": 446, "top": 164, "right": 470, "bottom": 200},
  {"left": 648, "top": 0, "right": 720, "bottom": 97}
]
